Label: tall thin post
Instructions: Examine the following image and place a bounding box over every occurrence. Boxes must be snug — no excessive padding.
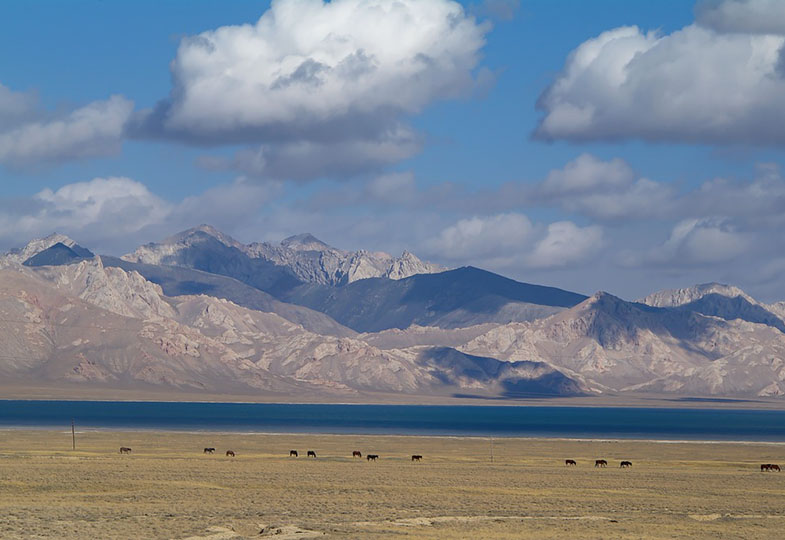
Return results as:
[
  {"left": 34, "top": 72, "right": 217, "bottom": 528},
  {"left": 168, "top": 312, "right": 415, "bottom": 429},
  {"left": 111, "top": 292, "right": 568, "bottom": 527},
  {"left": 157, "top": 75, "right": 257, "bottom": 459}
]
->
[{"left": 71, "top": 418, "right": 75, "bottom": 451}]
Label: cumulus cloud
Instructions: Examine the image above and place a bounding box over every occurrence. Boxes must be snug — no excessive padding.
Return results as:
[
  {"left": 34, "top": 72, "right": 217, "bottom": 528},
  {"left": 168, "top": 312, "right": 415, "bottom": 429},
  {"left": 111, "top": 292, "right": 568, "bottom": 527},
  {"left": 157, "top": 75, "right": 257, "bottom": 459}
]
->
[
  {"left": 696, "top": 0, "right": 785, "bottom": 34},
  {"left": 540, "top": 155, "right": 675, "bottom": 221},
  {"left": 539, "top": 154, "right": 635, "bottom": 196},
  {"left": 427, "top": 212, "right": 602, "bottom": 270},
  {"left": 527, "top": 221, "right": 604, "bottom": 268},
  {"left": 137, "top": 0, "right": 488, "bottom": 180},
  {"left": 0, "top": 89, "right": 133, "bottom": 168},
  {"left": 0, "top": 177, "right": 276, "bottom": 254},
  {"left": 430, "top": 213, "right": 534, "bottom": 260},
  {"left": 535, "top": 6, "right": 785, "bottom": 145},
  {"left": 621, "top": 218, "right": 750, "bottom": 268}
]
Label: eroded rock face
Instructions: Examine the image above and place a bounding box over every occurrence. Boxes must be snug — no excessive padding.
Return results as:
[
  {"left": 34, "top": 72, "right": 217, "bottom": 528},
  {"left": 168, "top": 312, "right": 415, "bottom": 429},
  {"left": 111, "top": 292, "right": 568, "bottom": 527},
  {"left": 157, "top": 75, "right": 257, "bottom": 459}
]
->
[
  {"left": 3, "top": 228, "right": 785, "bottom": 400},
  {"left": 462, "top": 292, "right": 785, "bottom": 397},
  {"left": 123, "top": 225, "right": 444, "bottom": 286},
  {"left": 0, "top": 263, "right": 575, "bottom": 398}
]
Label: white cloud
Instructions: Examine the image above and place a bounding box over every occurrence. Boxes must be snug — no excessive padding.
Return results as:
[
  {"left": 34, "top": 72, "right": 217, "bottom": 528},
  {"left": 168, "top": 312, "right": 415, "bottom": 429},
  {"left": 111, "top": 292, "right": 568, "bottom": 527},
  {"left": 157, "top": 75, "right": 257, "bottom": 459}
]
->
[
  {"left": 527, "top": 221, "right": 604, "bottom": 268},
  {"left": 696, "top": 0, "right": 785, "bottom": 34},
  {"left": 428, "top": 213, "right": 602, "bottom": 270},
  {"left": 138, "top": 0, "right": 488, "bottom": 181},
  {"left": 535, "top": 13, "right": 785, "bottom": 145},
  {"left": 0, "top": 95, "right": 133, "bottom": 167},
  {"left": 430, "top": 213, "right": 534, "bottom": 260},
  {"left": 540, "top": 153, "right": 635, "bottom": 196},
  {"left": 532, "top": 154, "right": 674, "bottom": 221},
  {"left": 0, "top": 177, "right": 276, "bottom": 255},
  {"left": 149, "top": 0, "right": 487, "bottom": 141},
  {"left": 621, "top": 218, "right": 750, "bottom": 268}
]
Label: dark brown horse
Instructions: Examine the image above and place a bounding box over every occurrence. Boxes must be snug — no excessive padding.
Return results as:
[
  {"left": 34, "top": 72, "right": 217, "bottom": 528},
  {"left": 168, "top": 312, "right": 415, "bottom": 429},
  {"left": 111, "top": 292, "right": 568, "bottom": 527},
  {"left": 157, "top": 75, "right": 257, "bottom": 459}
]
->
[
  {"left": 761, "top": 463, "right": 772, "bottom": 471},
  {"left": 226, "top": 450, "right": 235, "bottom": 457},
  {"left": 119, "top": 447, "right": 132, "bottom": 454},
  {"left": 203, "top": 447, "right": 216, "bottom": 454},
  {"left": 411, "top": 455, "right": 423, "bottom": 462},
  {"left": 307, "top": 450, "right": 317, "bottom": 458},
  {"left": 367, "top": 454, "right": 379, "bottom": 461},
  {"left": 565, "top": 459, "right": 577, "bottom": 466},
  {"left": 773, "top": 464, "right": 782, "bottom": 471},
  {"left": 352, "top": 450, "right": 362, "bottom": 458},
  {"left": 620, "top": 461, "right": 632, "bottom": 468},
  {"left": 595, "top": 459, "right": 607, "bottom": 468},
  {"left": 290, "top": 450, "right": 298, "bottom": 457}
]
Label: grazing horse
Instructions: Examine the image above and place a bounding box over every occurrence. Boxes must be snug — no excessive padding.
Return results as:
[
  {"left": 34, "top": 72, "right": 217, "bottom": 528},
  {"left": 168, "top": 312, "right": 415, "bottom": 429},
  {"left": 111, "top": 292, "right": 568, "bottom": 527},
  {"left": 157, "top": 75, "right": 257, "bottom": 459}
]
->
[
  {"left": 411, "top": 455, "right": 423, "bottom": 462},
  {"left": 352, "top": 451, "right": 362, "bottom": 458},
  {"left": 307, "top": 450, "right": 317, "bottom": 458},
  {"left": 761, "top": 464, "right": 771, "bottom": 471},
  {"left": 289, "top": 450, "right": 298, "bottom": 457},
  {"left": 565, "top": 459, "right": 577, "bottom": 466},
  {"left": 620, "top": 461, "right": 632, "bottom": 468},
  {"left": 226, "top": 450, "right": 235, "bottom": 457},
  {"left": 773, "top": 464, "right": 782, "bottom": 471},
  {"left": 367, "top": 454, "right": 379, "bottom": 461},
  {"left": 119, "top": 447, "right": 132, "bottom": 454},
  {"left": 203, "top": 447, "right": 216, "bottom": 454},
  {"left": 595, "top": 459, "right": 607, "bottom": 468}
]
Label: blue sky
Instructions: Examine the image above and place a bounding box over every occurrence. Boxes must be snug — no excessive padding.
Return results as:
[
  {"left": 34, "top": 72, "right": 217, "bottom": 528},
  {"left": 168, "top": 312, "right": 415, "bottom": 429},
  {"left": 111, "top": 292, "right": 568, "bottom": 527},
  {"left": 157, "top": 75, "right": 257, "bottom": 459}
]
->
[{"left": 2, "top": 0, "right": 785, "bottom": 301}]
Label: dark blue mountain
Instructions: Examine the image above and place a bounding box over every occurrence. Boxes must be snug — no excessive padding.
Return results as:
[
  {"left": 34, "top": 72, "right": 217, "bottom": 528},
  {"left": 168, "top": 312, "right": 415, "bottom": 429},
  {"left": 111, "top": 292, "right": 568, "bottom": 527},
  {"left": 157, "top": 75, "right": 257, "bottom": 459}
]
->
[
  {"left": 23, "top": 242, "right": 94, "bottom": 267},
  {"left": 282, "top": 266, "right": 588, "bottom": 332}
]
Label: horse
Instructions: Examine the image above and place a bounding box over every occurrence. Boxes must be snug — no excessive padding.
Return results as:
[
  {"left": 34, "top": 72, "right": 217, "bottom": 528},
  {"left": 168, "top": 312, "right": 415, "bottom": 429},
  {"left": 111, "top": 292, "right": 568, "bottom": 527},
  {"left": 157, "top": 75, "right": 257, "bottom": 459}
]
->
[
  {"left": 620, "top": 461, "right": 632, "bottom": 468},
  {"left": 761, "top": 464, "right": 771, "bottom": 471},
  {"left": 772, "top": 464, "right": 782, "bottom": 471},
  {"left": 226, "top": 450, "right": 235, "bottom": 457},
  {"left": 411, "top": 455, "right": 423, "bottom": 462},
  {"left": 595, "top": 459, "right": 607, "bottom": 468},
  {"left": 119, "top": 447, "right": 132, "bottom": 454},
  {"left": 565, "top": 459, "right": 577, "bottom": 466},
  {"left": 367, "top": 454, "right": 379, "bottom": 461},
  {"left": 352, "top": 451, "right": 362, "bottom": 458},
  {"left": 203, "top": 447, "right": 216, "bottom": 454},
  {"left": 307, "top": 450, "right": 317, "bottom": 458},
  {"left": 289, "top": 450, "right": 298, "bottom": 457}
]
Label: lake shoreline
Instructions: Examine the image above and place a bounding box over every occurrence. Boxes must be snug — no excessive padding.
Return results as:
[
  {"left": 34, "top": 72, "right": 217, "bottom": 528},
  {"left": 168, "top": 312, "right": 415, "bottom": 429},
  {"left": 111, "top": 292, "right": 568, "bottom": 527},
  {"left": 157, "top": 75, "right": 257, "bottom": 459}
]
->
[{"left": 5, "top": 426, "right": 785, "bottom": 445}]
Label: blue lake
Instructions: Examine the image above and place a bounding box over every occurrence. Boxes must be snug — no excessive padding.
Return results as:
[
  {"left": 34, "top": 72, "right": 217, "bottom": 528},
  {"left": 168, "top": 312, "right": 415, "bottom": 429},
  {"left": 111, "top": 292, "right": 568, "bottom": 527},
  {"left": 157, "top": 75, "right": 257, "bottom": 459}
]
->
[{"left": 2, "top": 400, "right": 785, "bottom": 441}]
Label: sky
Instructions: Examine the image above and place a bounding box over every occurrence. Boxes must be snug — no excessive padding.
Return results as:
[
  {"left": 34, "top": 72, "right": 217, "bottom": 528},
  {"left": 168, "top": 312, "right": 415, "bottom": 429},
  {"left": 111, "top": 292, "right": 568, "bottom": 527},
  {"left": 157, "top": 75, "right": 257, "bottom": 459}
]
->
[{"left": 2, "top": 0, "right": 785, "bottom": 302}]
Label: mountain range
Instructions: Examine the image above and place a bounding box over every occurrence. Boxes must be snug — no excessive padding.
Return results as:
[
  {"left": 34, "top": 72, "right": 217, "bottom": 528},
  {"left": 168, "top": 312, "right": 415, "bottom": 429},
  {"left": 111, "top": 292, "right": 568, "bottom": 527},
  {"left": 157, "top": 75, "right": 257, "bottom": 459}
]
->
[{"left": 1, "top": 225, "right": 784, "bottom": 402}]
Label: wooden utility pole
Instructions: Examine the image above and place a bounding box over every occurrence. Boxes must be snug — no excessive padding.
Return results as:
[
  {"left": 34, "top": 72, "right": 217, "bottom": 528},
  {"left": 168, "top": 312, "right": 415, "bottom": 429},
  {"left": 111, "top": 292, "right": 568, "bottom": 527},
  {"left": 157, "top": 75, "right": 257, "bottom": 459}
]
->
[{"left": 71, "top": 419, "right": 76, "bottom": 451}]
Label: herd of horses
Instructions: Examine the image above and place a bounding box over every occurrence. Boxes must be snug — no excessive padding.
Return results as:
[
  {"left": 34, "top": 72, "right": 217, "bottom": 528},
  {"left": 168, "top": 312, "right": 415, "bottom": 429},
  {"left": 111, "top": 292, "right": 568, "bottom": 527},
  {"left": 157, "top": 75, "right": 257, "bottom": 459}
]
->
[
  {"left": 117, "top": 446, "right": 419, "bottom": 461},
  {"left": 567, "top": 458, "right": 782, "bottom": 471},
  {"left": 116, "top": 447, "right": 782, "bottom": 471}
]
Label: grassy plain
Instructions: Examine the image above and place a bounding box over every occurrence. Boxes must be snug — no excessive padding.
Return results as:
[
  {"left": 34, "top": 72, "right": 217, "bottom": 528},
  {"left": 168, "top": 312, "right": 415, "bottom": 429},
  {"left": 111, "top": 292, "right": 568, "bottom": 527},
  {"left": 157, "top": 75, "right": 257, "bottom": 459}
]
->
[{"left": 1, "top": 430, "right": 785, "bottom": 539}]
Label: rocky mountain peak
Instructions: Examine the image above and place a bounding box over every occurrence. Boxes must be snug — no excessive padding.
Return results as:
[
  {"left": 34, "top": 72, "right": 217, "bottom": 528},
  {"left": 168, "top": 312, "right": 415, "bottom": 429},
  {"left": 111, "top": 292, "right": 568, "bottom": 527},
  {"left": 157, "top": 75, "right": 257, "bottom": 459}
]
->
[
  {"left": 280, "top": 233, "right": 334, "bottom": 252},
  {"left": 640, "top": 282, "right": 752, "bottom": 308},
  {"left": 162, "top": 224, "right": 244, "bottom": 250},
  {"left": 1, "top": 233, "right": 85, "bottom": 266}
]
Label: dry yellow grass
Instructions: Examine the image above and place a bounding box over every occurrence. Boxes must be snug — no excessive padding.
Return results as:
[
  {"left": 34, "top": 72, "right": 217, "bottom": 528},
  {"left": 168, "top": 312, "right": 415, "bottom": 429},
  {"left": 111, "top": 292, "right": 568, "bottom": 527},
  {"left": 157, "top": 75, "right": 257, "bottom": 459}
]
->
[{"left": 1, "top": 430, "right": 785, "bottom": 539}]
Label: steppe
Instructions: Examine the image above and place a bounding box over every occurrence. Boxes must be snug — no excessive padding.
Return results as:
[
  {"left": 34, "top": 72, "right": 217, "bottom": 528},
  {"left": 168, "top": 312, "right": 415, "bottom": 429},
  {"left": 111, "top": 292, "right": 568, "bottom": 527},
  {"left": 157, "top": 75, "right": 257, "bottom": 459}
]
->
[{"left": 1, "top": 431, "right": 784, "bottom": 539}]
